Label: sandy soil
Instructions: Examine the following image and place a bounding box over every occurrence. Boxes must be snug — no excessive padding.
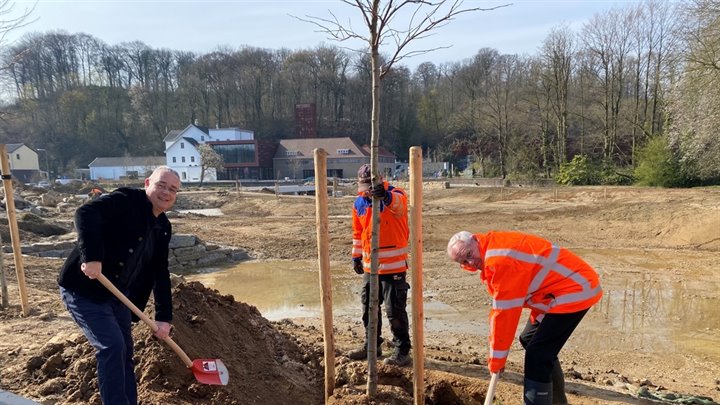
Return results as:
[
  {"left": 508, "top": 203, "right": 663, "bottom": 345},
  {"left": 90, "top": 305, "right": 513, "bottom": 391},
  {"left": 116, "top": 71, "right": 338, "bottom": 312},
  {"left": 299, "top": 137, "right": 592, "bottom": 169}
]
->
[{"left": 0, "top": 184, "right": 718, "bottom": 404}]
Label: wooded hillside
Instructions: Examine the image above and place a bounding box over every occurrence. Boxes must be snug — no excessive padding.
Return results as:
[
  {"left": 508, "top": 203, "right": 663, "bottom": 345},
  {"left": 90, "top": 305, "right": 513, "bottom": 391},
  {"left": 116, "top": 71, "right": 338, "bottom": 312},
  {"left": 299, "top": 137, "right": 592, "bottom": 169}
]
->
[{"left": 0, "top": 0, "right": 718, "bottom": 186}]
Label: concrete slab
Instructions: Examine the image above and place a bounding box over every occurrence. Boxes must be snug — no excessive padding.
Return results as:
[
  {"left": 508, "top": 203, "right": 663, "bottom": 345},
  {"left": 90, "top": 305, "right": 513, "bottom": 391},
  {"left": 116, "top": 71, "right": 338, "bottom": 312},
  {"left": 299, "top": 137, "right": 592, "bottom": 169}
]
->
[{"left": 0, "top": 391, "right": 40, "bottom": 405}]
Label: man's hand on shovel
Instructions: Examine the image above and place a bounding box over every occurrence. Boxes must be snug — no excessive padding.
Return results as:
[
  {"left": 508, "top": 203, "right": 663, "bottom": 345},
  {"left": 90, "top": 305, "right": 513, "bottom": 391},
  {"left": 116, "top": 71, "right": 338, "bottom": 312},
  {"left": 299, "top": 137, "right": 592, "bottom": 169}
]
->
[
  {"left": 155, "top": 321, "right": 172, "bottom": 339},
  {"left": 95, "top": 272, "right": 229, "bottom": 386}
]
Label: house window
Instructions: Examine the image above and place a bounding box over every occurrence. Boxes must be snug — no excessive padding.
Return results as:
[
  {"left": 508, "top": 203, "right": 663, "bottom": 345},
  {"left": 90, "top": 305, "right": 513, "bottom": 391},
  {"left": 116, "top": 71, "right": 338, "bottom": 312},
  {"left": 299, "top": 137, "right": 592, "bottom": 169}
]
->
[
  {"left": 182, "top": 172, "right": 187, "bottom": 180},
  {"left": 181, "top": 156, "right": 186, "bottom": 163},
  {"left": 201, "top": 136, "right": 204, "bottom": 141},
  {"left": 16, "top": 154, "right": 20, "bottom": 159},
  {"left": 286, "top": 151, "right": 298, "bottom": 157},
  {"left": 213, "top": 144, "right": 256, "bottom": 164},
  {"left": 181, "top": 143, "right": 185, "bottom": 149},
  {"left": 191, "top": 156, "right": 195, "bottom": 163},
  {"left": 337, "top": 149, "right": 350, "bottom": 155},
  {"left": 172, "top": 157, "right": 177, "bottom": 163}
]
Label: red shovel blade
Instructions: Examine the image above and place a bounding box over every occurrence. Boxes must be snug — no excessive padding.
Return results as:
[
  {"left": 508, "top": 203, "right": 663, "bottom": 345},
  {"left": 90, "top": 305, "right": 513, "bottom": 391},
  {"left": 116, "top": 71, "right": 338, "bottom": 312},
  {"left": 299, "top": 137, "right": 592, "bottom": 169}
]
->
[{"left": 190, "top": 359, "right": 229, "bottom": 385}]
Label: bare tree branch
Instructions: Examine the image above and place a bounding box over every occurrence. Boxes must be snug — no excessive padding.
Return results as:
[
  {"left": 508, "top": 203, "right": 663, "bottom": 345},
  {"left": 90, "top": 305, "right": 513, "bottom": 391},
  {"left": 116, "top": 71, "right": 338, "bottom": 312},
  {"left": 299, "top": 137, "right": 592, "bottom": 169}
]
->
[
  {"left": 292, "top": 0, "right": 511, "bottom": 75},
  {"left": 0, "top": 0, "right": 36, "bottom": 46}
]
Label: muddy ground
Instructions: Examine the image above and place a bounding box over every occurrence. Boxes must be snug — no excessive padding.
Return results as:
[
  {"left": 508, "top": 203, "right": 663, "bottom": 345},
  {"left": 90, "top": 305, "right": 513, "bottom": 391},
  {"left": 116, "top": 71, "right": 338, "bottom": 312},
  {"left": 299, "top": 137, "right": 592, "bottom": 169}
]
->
[{"left": 0, "top": 183, "right": 718, "bottom": 404}]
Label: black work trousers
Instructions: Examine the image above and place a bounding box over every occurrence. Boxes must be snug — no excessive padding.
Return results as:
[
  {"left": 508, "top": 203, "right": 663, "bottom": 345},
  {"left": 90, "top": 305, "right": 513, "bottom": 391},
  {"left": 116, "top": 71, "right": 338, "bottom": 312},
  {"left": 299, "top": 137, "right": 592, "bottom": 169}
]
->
[
  {"left": 360, "top": 272, "right": 411, "bottom": 354},
  {"left": 518, "top": 309, "right": 589, "bottom": 383}
]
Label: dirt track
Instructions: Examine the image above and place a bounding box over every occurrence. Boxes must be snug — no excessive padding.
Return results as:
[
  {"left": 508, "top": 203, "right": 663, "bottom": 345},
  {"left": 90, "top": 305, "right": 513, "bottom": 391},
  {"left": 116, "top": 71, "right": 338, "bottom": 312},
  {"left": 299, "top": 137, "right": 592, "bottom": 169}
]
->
[{"left": 0, "top": 184, "right": 718, "bottom": 404}]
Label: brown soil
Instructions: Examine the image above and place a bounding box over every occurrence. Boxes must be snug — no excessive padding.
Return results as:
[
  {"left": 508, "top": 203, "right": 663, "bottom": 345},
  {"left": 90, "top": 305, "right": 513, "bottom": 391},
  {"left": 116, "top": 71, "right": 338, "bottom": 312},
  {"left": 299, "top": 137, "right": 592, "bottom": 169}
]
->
[{"left": 0, "top": 185, "right": 718, "bottom": 404}]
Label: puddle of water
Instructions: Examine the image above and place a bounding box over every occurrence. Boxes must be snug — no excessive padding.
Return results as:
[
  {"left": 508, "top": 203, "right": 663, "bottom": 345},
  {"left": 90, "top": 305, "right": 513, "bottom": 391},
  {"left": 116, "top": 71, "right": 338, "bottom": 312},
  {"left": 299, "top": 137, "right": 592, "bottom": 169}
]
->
[
  {"left": 573, "top": 248, "right": 720, "bottom": 363},
  {"left": 187, "top": 249, "right": 720, "bottom": 363},
  {"left": 188, "top": 260, "right": 358, "bottom": 320},
  {"left": 177, "top": 208, "right": 224, "bottom": 216}
]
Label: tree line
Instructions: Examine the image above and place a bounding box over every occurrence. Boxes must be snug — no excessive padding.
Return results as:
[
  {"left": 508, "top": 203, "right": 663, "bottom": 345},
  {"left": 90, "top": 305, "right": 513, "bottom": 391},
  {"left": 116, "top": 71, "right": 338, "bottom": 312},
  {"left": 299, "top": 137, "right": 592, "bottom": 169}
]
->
[{"left": 0, "top": 0, "right": 717, "bottom": 186}]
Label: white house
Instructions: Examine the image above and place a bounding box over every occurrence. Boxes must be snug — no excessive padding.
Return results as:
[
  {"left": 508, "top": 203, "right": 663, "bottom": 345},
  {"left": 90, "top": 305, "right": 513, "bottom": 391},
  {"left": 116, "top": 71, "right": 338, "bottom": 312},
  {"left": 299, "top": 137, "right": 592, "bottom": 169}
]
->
[
  {"left": 163, "top": 123, "right": 255, "bottom": 183},
  {"left": 5, "top": 143, "right": 42, "bottom": 183},
  {"left": 88, "top": 156, "right": 166, "bottom": 181}
]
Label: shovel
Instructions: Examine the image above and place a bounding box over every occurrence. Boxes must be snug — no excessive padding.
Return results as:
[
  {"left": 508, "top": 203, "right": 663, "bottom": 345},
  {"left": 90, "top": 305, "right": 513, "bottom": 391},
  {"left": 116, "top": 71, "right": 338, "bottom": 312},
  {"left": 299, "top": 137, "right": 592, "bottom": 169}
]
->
[
  {"left": 97, "top": 273, "right": 229, "bottom": 385},
  {"left": 484, "top": 372, "right": 499, "bottom": 405}
]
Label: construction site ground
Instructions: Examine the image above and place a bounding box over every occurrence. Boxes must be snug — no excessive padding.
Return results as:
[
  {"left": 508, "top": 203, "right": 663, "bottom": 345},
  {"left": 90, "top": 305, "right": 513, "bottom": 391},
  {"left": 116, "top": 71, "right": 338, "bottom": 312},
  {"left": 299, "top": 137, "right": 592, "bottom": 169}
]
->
[{"left": 0, "top": 183, "right": 718, "bottom": 404}]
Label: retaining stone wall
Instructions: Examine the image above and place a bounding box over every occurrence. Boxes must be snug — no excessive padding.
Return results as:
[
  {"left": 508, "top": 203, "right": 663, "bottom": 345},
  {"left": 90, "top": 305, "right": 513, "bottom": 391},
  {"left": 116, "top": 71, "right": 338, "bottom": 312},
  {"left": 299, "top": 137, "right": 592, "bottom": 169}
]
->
[{"left": 3, "top": 234, "right": 251, "bottom": 271}]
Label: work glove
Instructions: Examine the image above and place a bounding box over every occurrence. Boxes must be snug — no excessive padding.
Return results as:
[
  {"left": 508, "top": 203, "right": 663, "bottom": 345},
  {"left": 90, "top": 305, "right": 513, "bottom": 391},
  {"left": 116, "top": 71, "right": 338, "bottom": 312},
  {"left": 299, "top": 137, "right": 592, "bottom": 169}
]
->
[
  {"left": 371, "top": 182, "right": 388, "bottom": 202},
  {"left": 353, "top": 258, "right": 364, "bottom": 274}
]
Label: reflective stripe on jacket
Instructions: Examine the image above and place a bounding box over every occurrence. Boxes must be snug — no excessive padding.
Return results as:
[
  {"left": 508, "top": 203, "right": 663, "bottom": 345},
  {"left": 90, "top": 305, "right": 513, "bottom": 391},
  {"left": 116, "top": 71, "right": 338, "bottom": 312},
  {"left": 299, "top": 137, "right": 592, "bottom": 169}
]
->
[
  {"left": 475, "top": 231, "right": 602, "bottom": 373},
  {"left": 352, "top": 183, "right": 409, "bottom": 274}
]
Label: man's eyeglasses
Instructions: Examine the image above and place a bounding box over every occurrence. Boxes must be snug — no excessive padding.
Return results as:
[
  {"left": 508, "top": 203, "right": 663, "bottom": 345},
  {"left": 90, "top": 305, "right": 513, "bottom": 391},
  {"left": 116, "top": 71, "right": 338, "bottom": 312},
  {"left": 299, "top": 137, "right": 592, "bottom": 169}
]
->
[{"left": 154, "top": 181, "right": 179, "bottom": 195}]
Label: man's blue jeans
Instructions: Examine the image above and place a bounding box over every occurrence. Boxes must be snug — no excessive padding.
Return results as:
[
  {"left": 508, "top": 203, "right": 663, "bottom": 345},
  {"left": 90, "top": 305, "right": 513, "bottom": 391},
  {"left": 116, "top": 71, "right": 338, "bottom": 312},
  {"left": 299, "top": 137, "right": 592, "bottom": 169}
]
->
[{"left": 60, "top": 287, "right": 137, "bottom": 405}]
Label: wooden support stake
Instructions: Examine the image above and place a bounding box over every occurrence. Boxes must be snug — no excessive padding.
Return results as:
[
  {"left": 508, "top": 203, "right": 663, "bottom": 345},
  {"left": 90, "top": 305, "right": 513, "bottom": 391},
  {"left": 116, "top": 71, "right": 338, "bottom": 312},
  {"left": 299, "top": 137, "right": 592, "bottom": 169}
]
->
[
  {"left": 313, "top": 148, "right": 335, "bottom": 402},
  {"left": 0, "top": 144, "right": 30, "bottom": 315},
  {"left": 0, "top": 231, "right": 7, "bottom": 309},
  {"left": 409, "top": 146, "right": 425, "bottom": 405}
]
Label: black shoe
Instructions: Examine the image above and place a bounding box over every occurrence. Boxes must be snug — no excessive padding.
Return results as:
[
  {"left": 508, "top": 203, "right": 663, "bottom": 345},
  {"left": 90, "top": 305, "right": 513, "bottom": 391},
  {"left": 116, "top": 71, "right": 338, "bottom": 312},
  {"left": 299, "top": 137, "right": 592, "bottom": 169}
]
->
[
  {"left": 347, "top": 345, "right": 382, "bottom": 360},
  {"left": 383, "top": 351, "right": 411, "bottom": 367}
]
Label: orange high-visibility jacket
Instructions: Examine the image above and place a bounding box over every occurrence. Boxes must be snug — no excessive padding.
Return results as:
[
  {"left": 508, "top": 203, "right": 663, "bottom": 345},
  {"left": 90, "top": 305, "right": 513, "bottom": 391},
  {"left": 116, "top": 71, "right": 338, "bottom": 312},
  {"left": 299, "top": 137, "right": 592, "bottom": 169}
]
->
[
  {"left": 352, "top": 183, "right": 409, "bottom": 274},
  {"left": 474, "top": 231, "right": 603, "bottom": 373}
]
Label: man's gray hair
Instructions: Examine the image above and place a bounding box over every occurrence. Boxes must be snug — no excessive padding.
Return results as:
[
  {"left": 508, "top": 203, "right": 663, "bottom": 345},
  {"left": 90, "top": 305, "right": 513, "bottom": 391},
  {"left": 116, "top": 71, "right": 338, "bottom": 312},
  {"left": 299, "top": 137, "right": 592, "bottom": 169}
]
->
[{"left": 151, "top": 166, "right": 181, "bottom": 182}]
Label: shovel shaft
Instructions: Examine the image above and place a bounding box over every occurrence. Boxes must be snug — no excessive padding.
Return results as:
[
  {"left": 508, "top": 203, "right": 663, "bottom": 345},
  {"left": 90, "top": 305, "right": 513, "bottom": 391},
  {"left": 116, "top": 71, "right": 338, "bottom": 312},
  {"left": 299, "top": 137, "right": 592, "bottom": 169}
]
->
[
  {"left": 96, "top": 273, "right": 193, "bottom": 368},
  {"left": 484, "top": 372, "right": 499, "bottom": 405}
]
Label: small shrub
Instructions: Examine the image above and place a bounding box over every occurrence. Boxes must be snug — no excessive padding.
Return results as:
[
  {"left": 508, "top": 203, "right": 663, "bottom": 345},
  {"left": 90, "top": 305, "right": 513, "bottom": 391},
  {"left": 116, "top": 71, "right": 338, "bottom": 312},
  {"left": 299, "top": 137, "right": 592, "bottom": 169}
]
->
[
  {"left": 634, "top": 136, "right": 683, "bottom": 187},
  {"left": 555, "top": 155, "right": 597, "bottom": 185}
]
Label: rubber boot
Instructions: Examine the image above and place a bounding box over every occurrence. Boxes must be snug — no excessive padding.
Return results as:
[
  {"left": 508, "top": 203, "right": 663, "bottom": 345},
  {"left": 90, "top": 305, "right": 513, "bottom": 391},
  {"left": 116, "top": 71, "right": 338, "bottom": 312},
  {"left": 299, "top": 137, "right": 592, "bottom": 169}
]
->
[
  {"left": 551, "top": 360, "right": 568, "bottom": 405},
  {"left": 524, "top": 378, "right": 553, "bottom": 405}
]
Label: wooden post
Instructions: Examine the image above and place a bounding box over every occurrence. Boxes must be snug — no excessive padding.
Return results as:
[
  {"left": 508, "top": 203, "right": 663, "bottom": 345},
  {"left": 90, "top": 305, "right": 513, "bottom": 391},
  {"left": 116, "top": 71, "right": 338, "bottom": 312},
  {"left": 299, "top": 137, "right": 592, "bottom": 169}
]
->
[
  {"left": 0, "top": 231, "right": 7, "bottom": 309},
  {"left": 274, "top": 182, "right": 280, "bottom": 199},
  {"left": 313, "top": 148, "right": 335, "bottom": 402},
  {"left": 0, "top": 144, "right": 30, "bottom": 315},
  {"left": 409, "top": 146, "right": 425, "bottom": 405},
  {"left": 332, "top": 177, "right": 338, "bottom": 198}
]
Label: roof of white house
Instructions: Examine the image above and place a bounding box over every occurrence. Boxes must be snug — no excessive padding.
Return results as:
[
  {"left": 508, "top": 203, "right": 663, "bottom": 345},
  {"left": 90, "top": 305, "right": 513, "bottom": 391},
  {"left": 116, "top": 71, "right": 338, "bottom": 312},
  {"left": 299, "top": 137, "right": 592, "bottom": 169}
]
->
[
  {"left": 88, "top": 156, "right": 167, "bottom": 167},
  {"left": 5, "top": 143, "right": 26, "bottom": 153},
  {"left": 162, "top": 124, "right": 210, "bottom": 143}
]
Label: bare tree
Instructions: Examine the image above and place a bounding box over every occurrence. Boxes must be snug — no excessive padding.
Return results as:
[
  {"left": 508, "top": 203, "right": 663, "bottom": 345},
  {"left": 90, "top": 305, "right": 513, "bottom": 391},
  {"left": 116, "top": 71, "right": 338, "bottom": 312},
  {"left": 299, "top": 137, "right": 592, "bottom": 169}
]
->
[
  {"left": 0, "top": 0, "right": 34, "bottom": 49},
  {"left": 540, "top": 25, "right": 575, "bottom": 168},
  {"left": 198, "top": 144, "right": 224, "bottom": 187},
  {"left": 297, "top": 0, "right": 504, "bottom": 397}
]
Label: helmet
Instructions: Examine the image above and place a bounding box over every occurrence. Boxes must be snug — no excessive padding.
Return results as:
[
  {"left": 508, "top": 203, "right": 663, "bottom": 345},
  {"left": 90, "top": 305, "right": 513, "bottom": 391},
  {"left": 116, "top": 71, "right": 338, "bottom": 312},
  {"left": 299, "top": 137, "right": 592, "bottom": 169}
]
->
[{"left": 447, "top": 231, "right": 481, "bottom": 271}]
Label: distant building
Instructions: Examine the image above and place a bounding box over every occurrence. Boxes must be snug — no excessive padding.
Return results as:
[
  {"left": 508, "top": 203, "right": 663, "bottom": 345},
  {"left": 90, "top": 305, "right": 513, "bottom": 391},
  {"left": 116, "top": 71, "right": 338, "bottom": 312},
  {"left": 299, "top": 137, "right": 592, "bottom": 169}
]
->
[
  {"left": 5, "top": 143, "right": 41, "bottom": 183},
  {"left": 163, "top": 123, "right": 276, "bottom": 182},
  {"left": 273, "top": 137, "right": 395, "bottom": 180},
  {"left": 88, "top": 156, "right": 166, "bottom": 181}
]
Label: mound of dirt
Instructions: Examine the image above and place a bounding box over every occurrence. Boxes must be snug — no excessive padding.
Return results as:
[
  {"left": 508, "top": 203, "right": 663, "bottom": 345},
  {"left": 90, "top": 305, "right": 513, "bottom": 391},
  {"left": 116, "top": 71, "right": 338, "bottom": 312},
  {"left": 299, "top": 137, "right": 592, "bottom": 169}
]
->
[
  {"left": 5, "top": 280, "right": 500, "bottom": 405},
  {"left": 8, "top": 282, "right": 325, "bottom": 405},
  {"left": 329, "top": 361, "right": 493, "bottom": 405}
]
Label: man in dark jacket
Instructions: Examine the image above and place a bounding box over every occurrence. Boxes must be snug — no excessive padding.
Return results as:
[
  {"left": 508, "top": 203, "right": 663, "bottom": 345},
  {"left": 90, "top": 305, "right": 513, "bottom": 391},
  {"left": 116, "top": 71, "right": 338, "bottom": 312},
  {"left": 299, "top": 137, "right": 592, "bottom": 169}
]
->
[{"left": 58, "top": 166, "right": 180, "bottom": 405}]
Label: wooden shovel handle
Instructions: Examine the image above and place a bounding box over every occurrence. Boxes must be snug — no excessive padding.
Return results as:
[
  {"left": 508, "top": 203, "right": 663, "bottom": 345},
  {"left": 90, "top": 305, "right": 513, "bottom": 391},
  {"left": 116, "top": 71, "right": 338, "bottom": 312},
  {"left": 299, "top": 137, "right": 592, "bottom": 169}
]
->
[
  {"left": 96, "top": 273, "right": 193, "bottom": 368},
  {"left": 484, "top": 372, "right": 499, "bottom": 405}
]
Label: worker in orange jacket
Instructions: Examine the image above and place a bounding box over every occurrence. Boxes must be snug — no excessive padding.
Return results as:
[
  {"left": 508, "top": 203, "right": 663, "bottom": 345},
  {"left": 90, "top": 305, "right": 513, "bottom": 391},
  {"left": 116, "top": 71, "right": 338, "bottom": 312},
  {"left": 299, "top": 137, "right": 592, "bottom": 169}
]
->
[
  {"left": 447, "top": 230, "right": 603, "bottom": 405},
  {"left": 348, "top": 164, "right": 411, "bottom": 367}
]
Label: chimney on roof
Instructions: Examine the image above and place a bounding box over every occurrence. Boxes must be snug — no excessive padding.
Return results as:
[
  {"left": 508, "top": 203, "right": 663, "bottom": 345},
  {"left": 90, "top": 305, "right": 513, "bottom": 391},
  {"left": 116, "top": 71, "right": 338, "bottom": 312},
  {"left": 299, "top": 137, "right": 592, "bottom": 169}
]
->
[
  {"left": 194, "top": 119, "right": 199, "bottom": 126},
  {"left": 294, "top": 103, "right": 317, "bottom": 139}
]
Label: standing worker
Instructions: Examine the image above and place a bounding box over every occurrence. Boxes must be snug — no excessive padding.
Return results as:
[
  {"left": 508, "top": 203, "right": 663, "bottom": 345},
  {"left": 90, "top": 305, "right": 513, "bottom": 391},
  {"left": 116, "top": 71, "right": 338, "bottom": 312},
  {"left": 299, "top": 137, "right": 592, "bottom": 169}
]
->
[
  {"left": 58, "top": 166, "right": 181, "bottom": 405},
  {"left": 348, "top": 164, "right": 412, "bottom": 367},
  {"left": 446, "top": 230, "right": 603, "bottom": 405}
]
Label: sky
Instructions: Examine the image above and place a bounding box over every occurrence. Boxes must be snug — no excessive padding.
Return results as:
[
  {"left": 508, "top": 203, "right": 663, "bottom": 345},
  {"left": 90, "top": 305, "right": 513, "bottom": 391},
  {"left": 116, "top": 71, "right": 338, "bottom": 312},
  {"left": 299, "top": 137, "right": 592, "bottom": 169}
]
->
[{"left": 5, "top": 0, "right": 647, "bottom": 71}]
